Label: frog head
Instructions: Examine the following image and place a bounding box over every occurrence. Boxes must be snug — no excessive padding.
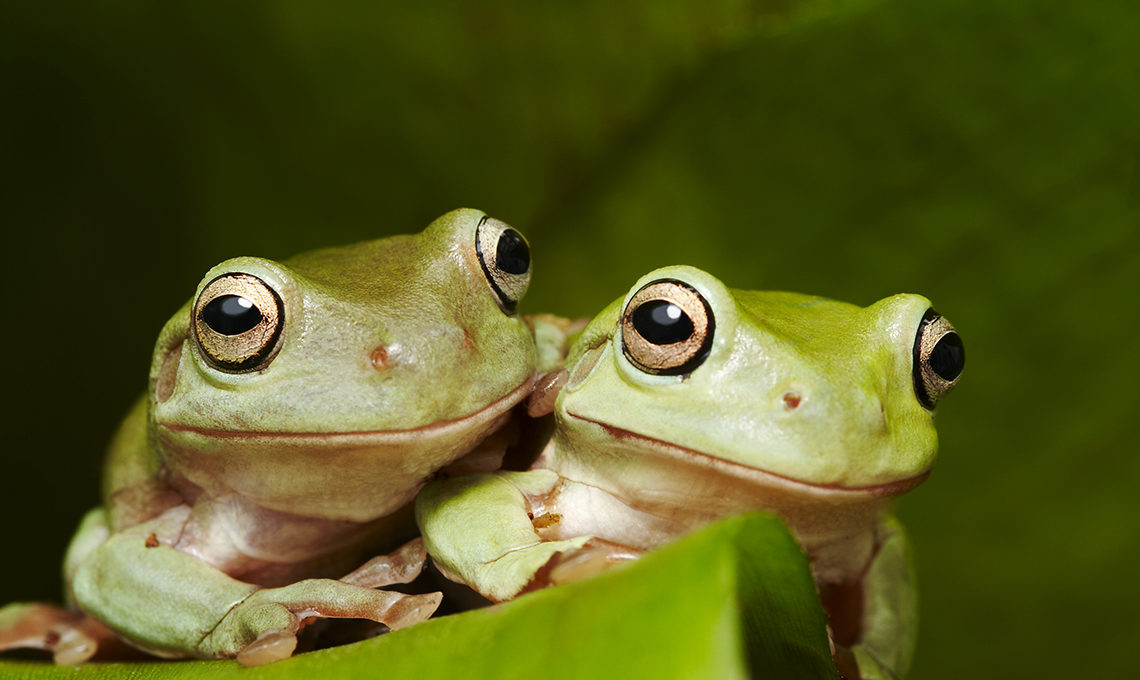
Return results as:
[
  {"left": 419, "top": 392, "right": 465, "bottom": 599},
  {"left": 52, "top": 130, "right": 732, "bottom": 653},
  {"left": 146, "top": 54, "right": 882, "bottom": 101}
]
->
[
  {"left": 556, "top": 265, "right": 964, "bottom": 497},
  {"left": 148, "top": 209, "right": 538, "bottom": 521}
]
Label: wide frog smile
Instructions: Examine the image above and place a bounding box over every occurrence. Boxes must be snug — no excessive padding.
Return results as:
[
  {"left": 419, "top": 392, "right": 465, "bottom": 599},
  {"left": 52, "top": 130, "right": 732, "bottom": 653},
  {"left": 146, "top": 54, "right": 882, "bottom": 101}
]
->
[
  {"left": 159, "top": 379, "right": 534, "bottom": 442},
  {"left": 564, "top": 409, "right": 930, "bottom": 498}
]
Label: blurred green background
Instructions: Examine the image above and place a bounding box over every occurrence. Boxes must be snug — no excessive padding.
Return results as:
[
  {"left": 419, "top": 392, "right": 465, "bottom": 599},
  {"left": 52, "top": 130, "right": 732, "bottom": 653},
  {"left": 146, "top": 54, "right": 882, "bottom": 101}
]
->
[{"left": 1, "top": 0, "right": 1136, "bottom": 678}]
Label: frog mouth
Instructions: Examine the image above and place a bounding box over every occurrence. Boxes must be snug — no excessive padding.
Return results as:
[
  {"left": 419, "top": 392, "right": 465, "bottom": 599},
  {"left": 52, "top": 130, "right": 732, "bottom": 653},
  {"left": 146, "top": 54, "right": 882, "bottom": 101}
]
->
[
  {"left": 159, "top": 379, "right": 532, "bottom": 442},
  {"left": 564, "top": 411, "right": 930, "bottom": 498}
]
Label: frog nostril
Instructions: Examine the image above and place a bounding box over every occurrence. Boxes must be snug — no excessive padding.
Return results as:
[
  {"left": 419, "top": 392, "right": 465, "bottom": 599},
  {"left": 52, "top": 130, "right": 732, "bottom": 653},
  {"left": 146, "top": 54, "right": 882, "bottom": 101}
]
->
[
  {"left": 783, "top": 392, "right": 802, "bottom": 410},
  {"left": 370, "top": 345, "right": 389, "bottom": 371}
]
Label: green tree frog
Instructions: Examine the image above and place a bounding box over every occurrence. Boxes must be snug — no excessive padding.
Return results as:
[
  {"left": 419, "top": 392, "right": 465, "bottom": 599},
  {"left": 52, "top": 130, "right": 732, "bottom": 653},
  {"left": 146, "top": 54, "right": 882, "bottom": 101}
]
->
[
  {"left": 0, "top": 209, "right": 562, "bottom": 665},
  {"left": 416, "top": 265, "right": 964, "bottom": 680}
]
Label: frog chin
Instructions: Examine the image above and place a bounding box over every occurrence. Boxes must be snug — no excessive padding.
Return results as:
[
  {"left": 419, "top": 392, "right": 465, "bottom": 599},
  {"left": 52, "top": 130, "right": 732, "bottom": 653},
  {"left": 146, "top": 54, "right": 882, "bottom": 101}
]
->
[
  {"left": 155, "top": 379, "right": 534, "bottom": 523},
  {"left": 562, "top": 410, "right": 930, "bottom": 499}
]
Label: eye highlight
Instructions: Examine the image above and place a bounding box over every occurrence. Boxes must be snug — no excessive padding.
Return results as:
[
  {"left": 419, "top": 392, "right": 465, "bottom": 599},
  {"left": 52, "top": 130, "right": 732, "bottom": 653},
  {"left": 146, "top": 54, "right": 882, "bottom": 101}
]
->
[
  {"left": 201, "top": 295, "right": 262, "bottom": 335},
  {"left": 476, "top": 216, "right": 531, "bottom": 314},
  {"left": 631, "top": 300, "right": 694, "bottom": 344},
  {"left": 192, "top": 273, "right": 284, "bottom": 372},
  {"left": 621, "top": 279, "right": 714, "bottom": 376},
  {"left": 912, "top": 308, "right": 964, "bottom": 409}
]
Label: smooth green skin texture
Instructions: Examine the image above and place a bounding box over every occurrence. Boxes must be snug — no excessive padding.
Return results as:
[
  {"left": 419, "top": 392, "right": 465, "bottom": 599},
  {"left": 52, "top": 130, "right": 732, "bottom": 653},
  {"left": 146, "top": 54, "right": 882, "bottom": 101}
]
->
[
  {"left": 8, "top": 209, "right": 552, "bottom": 662},
  {"left": 560, "top": 266, "right": 937, "bottom": 487},
  {"left": 0, "top": 515, "right": 838, "bottom": 680},
  {"left": 419, "top": 265, "right": 944, "bottom": 679},
  {"left": 133, "top": 207, "right": 540, "bottom": 524}
]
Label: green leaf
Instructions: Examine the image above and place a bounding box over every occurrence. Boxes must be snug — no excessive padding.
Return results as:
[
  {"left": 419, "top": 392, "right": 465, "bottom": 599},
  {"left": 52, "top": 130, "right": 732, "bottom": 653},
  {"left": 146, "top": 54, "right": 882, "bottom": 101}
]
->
[{"left": 0, "top": 514, "right": 835, "bottom": 680}]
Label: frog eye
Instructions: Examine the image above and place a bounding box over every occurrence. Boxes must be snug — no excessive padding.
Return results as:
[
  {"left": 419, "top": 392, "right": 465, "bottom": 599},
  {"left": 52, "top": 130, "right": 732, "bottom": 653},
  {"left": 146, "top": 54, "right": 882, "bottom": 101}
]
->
[
  {"left": 192, "top": 273, "right": 284, "bottom": 372},
  {"left": 621, "top": 279, "right": 714, "bottom": 376},
  {"left": 912, "top": 309, "right": 965, "bottom": 409},
  {"left": 476, "top": 216, "right": 531, "bottom": 314}
]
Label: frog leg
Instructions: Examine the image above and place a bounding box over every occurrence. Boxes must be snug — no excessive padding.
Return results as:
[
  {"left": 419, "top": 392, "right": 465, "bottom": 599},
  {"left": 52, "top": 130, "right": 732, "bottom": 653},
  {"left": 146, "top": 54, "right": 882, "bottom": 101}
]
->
[
  {"left": 0, "top": 507, "right": 121, "bottom": 664},
  {"left": 0, "top": 602, "right": 122, "bottom": 664},
  {"left": 69, "top": 509, "right": 440, "bottom": 665},
  {"left": 847, "top": 515, "right": 918, "bottom": 680},
  {"left": 207, "top": 577, "right": 441, "bottom": 666},
  {"left": 415, "top": 470, "right": 593, "bottom": 602},
  {"left": 62, "top": 507, "right": 111, "bottom": 606}
]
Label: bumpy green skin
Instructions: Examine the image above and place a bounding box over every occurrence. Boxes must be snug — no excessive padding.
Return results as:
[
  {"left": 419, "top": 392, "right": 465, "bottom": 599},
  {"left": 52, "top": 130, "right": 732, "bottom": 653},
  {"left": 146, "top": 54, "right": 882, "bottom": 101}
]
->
[
  {"left": 5, "top": 209, "right": 561, "bottom": 663},
  {"left": 419, "top": 264, "right": 950, "bottom": 680}
]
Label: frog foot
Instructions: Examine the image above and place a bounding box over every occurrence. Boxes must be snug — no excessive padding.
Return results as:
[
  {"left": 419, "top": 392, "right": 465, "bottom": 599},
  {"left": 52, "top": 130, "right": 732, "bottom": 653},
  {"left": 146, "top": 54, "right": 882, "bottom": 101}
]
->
[
  {"left": 0, "top": 602, "right": 119, "bottom": 664},
  {"left": 528, "top": 538, "right": 640, "bottom": 591},
  {"left": 207, "top": 580, "right": 442, "bottom": 666},
  {"left": 340, "top": 538, "right": 427, "bottom": 588}
]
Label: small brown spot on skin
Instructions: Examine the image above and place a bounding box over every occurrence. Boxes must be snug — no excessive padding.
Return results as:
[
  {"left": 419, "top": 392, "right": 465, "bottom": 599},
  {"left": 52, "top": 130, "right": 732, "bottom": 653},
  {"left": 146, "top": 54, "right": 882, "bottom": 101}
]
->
[
  {"left": 532, "top": 513, "right": 562, "bottom": 529},
  {"left": 145, "top": 533, "right": 159, "bottom": 548},
  {"left": 44, "top": 630, "right": 60, "bottom": 646},
  {"left": 370, "top": 346, "right": 388, "bottom": 370},
  {"left": 783, "top": 392, "right": 802, "bottom": 409}
]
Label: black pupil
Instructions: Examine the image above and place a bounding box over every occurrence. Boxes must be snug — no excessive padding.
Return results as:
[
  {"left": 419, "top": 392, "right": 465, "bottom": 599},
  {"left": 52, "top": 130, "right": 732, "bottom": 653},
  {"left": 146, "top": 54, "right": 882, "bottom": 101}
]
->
[
  {"left": 632, "top": 300, "right": 694, "bottom": 345},
  {"left": 930, "top": 332, "right": 965, "bottom": 380},
  {"left": 496, "top": 229, "right": 530, "bottom": 275},
  {"left": 202, "top": 295, "right": 263, "bottom": 336}
]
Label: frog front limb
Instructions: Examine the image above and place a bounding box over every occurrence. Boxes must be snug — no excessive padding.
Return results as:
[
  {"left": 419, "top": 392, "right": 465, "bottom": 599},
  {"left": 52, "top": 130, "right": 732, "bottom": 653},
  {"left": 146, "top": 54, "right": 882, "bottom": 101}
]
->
[
  {"left": 0, "top": 508, "right": 119, "bottom": 664},
  {"left": 69, "top": 511, "right": 439, "bottom": 665},
  {"left": 415, "top": 470, "right": 594, "bottom": 602},
  {"left": 846, "top": 515, "right": 918, "bottom": 680}
]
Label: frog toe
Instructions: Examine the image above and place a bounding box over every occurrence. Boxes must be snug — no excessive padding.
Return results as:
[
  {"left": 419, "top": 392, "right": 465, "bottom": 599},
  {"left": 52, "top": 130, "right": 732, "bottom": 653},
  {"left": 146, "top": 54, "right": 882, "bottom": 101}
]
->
[
  {"left": 340, "top": 538, "right": 427, "bottom": 588},
  {"left": 376, "top": 591, "right": 442, "bottom": 630},
  {"left": 536, "top": 538, "right": 640, "bottom": 589},
  {"left": 236, "top": 628, "right": 299, "bottom": 667},
  {"left": 0, "top": 602, "right": 111, "bottom": 664}
]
